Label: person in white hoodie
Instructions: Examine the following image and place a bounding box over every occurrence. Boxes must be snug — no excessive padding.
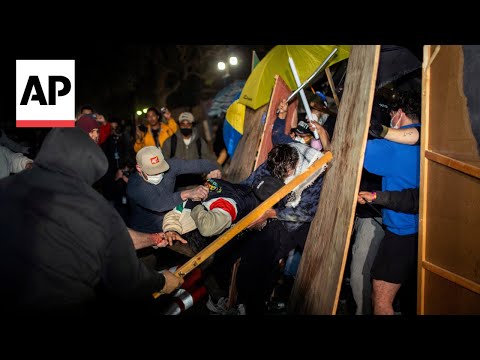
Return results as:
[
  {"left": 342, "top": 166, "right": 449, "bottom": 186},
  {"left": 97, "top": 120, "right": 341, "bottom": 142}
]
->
[{"left": 0, "top": 145, "right": 33, "bottom": 179}]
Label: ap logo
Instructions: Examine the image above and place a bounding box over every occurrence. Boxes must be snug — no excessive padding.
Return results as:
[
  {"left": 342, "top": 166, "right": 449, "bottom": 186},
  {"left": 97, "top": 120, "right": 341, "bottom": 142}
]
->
[{"left": 16, "top": 60, "right": 75, "bottom": 127}]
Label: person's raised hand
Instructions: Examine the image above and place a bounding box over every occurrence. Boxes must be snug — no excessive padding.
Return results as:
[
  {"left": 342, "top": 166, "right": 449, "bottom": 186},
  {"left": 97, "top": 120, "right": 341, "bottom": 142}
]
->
[
  {"left": 189, "top": 185, "right": 209, "bottom": 201},
  {"left": 164, "top": 231, "right": 187, "bottom": 246}
]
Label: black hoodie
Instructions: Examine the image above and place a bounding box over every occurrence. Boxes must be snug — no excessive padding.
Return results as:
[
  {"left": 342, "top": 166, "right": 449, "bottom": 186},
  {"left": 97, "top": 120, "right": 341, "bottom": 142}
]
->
[{"left": 0, "top": 128, "right": 165, "bottom": 314}]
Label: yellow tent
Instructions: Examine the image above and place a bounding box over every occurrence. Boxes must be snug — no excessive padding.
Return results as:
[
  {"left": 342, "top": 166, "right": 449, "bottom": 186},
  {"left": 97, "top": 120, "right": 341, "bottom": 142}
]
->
[{"left": 238, "top": 45, "right": 351, "bottom": 110}]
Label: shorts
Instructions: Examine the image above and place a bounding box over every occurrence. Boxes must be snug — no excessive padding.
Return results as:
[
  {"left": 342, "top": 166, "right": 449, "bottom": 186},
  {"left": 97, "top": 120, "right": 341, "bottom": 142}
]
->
[{"left": 371, "top": 228, "right": 418, "bottom": 284}]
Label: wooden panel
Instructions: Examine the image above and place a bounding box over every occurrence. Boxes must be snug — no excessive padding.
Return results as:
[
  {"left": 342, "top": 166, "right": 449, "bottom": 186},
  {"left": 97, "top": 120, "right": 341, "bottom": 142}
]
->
[
  {"left": 423, "top": 261, "right": 480, "bottom": 295},
  {"left": 428, "top": 45, "right": 480, "bottom": 158},
  {"left": 254, "top": 76, "right": 298, "bottom": 170},
  {"left": 424, "top": 270, "right": 480, "bottom": 315},
  {"left": 224, "top": 104, "right": 267, "bottom": 183},
  {"left": 289, "top": 45, "right": 380, "bottom": 314},
  {"left": 425, "top": 150, "right": 480, "bottom": 179},
  {"left": 424, "top": 161, "right": 480, "bottom": 284}
]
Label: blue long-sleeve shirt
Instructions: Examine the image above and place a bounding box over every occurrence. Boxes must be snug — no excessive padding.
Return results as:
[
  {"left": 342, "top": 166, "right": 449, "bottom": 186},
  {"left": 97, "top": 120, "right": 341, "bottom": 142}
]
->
[
  {"left": 241, "top": 162, "right": 323, "bottom": 232},
  {"left": 364, "top": 124, "right": 420, "bottom": 235},
  {"left": 272, "top": 117, "right": 294, "bottom": 146},
  {"left": 127, "top": 158, "right": 218, "bottom": 233}
]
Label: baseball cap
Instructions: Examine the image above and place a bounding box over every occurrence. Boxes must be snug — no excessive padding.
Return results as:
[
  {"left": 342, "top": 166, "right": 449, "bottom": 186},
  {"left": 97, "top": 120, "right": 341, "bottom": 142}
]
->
[
  {"left": 136, "top": 146, "right": 169, "bottom": 175},
  {"left": 294, "top": 120, "right": 313, "bottom": 135},
  {"left": 178, "top": 112, "right": 194, "bottom": 123}
]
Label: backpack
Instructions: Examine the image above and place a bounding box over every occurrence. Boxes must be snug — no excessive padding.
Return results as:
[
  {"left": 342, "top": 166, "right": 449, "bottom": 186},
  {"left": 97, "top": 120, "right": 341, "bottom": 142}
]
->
[{"left": 170, "top": 135, "right": 202, "bottom": 159}]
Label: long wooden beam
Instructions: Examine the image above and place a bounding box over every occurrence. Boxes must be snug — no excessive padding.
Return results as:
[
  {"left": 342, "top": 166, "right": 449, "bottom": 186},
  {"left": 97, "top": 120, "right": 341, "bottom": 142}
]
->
[{"left": 325, "top": 67, "right": 340, "bottom": 108}]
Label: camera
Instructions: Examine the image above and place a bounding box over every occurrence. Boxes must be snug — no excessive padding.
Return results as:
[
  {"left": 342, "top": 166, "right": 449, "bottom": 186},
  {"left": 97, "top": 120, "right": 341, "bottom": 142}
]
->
[
  {"left": 160, "top": 107, "right": 167, "bottom": 114},
  {"left": 138, "top": 124, "right": 147, "bottom": 133},
  {"left": 123, "top": 170, "right": 131, "bottom": 177}
]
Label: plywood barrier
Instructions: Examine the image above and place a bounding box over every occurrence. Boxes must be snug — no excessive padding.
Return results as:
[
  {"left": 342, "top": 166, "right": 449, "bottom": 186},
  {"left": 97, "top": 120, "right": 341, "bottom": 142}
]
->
[{"left": 289, "top": 45, "right": 380, "bottom": 315}]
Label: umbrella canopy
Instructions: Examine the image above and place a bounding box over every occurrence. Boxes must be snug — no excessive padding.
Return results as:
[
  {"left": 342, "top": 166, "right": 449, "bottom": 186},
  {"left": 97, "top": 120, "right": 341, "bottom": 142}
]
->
[
  {"left": 238, "top": 45, "right": 351, "bottom": 110},
  {"left": 376, "top": 45, "right": 422, "bottom": 89},
  {"left": 208, "top": 80, "right": 245, "bottom": 118}
]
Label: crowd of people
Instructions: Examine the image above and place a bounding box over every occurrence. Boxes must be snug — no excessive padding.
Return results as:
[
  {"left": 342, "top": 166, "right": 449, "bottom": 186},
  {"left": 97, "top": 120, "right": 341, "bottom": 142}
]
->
[{"left": 0, "top": 68, "right": 421, "bottom": 316}]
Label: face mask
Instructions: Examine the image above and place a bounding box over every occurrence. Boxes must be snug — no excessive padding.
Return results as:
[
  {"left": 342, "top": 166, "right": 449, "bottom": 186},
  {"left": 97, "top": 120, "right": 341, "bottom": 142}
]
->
[
  {"left": 390, "top": 112, "right": 403, "bottom": 129},
  {"left": 294, "top": 136, "right": 306, "bottom": 144},
  {"left": 146, "top": 173, "right": 163, "bottom": 185},
  {"left": 180, "top": 128, "right": 193, "bottom": 136},
  {"left": 319, "top": 113, "right": 329, "bottom": 125}
]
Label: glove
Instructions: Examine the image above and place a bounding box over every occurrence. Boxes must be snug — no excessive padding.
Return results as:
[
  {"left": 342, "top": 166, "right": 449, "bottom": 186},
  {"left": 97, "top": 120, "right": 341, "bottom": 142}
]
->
[{"left": 369, "top": 114, "right": 388, "bottom": 138}]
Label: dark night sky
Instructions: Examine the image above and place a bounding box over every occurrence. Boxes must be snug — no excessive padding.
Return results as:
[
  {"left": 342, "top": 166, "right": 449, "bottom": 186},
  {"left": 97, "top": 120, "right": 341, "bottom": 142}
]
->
[{"left": 2, "top": 42, "right": 420, "bottom": 145}]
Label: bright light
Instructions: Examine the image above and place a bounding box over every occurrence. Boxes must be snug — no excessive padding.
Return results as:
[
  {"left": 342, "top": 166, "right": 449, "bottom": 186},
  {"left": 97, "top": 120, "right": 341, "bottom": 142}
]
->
[
  {"left": 217, "top": 61, "right": 226, "bottom": 71},
  {"left": 136, "top": 110, "right": 143, "bottom": 116},
  {"left": 229, "top": 56, "right": 238, "bottom": 66},
  {"left": 142, "top": 108, "right": 148, "bottom": 114}
]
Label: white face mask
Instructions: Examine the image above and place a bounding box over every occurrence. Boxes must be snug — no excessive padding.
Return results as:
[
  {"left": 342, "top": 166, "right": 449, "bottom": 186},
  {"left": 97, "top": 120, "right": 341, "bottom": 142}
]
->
[
  {"left": 390, "top": 111, "right": 403, "bottom": 129},
  {"left": 146, "top": 173, "right": 163, "bottom": 185},
  {"left": 319, "top": 113, "right": 329, "bottom": 125},
  {"left": 294, "top": 136, "right": 306, "bottom": 144}
]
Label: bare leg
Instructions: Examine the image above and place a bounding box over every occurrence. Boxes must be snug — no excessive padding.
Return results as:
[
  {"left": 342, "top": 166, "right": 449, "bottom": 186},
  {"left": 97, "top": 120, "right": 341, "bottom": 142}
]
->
[{"left": 372, "top": 279, "right": 401, "bottom": 315}]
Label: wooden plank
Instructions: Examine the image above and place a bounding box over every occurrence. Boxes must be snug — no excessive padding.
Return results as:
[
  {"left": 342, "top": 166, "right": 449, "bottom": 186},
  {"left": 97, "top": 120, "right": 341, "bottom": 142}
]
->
[
  {"left": 224, "top": 104, "right": 267, "bottom": 183},
  {"left": 418, "top": 45, "right": 432, "bottom": 315},
  {"left": 325, "top": 67, "right": 340, "bottom": 108},
  {"left": 428, "top": 45, "right": 480, "bottom": 158},
  {"left": 289, "top": 45, "right": 380, "bottom": 315},
  {"left": 425, "top": 150, "right": 480, "bottom": 179},
  {"left": 423, "top": 261, "right": 480, "bottom": 295},
  {"left": 424, "top": 161, "right": 480, "bottom": 284},
  {"left": 424, "top": 271, "right": 480, "bottom": 315},
  {"left": 254, "top": 75, "right": 298, "bottom": 170},
  {"left": 226, "top": 259, "right": 241, "bottom": 309}
]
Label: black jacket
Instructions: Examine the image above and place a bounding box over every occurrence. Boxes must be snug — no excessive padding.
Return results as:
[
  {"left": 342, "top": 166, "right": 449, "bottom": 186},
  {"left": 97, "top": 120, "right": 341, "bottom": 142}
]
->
[
  {"left": 0, "top": 128, "right": 164, "bottom": 314},
  {"left": 375, "top": 188, "right": 419, "bottom": 214}
]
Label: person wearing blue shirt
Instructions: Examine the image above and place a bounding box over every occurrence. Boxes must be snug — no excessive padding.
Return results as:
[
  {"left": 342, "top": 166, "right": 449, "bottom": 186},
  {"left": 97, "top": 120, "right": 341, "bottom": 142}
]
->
[{"left": 363, "top": 105, "right": 421, "bottom": 315}]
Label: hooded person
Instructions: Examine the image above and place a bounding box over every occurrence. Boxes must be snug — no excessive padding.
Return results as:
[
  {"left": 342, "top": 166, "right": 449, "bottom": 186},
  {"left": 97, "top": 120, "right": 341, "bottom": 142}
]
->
[{"left": 0, "top": 127, "right": 182, "bottom": 314}]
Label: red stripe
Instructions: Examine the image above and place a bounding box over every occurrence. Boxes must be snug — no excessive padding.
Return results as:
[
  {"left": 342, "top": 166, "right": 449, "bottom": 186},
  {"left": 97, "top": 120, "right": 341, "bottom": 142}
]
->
[
  {"left": 208, "top": 198, "right": 237, "bottom": 222},
  {"left": 16, "top": 120, "right": 76, "bottom": 128}
]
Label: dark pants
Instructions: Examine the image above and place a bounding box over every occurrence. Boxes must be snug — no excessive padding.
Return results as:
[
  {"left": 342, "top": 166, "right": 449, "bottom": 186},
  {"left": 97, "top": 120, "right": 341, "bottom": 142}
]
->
[{"left": 236, "top": 220, "right": 311, "bottom": 314}]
